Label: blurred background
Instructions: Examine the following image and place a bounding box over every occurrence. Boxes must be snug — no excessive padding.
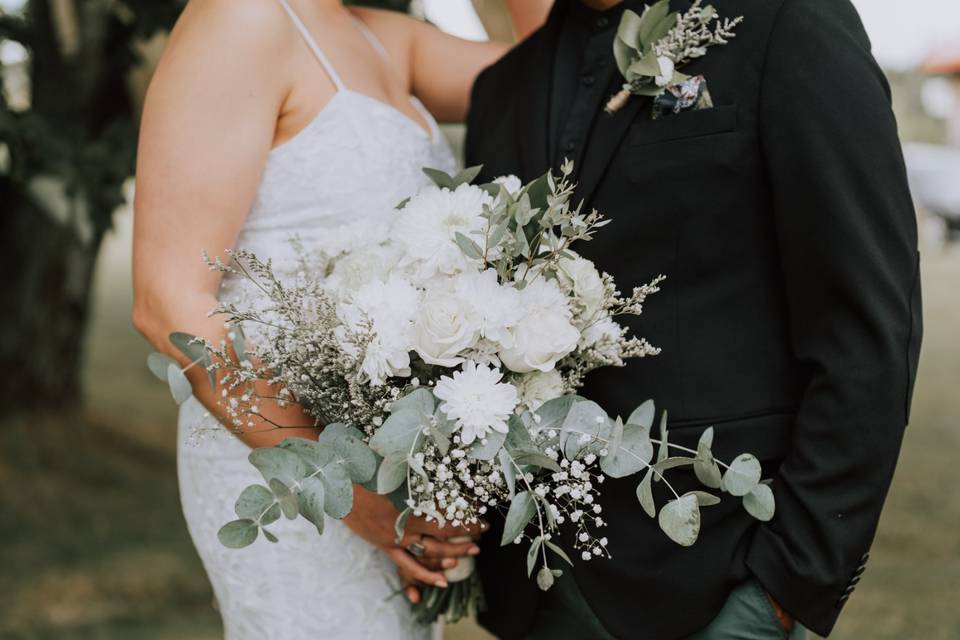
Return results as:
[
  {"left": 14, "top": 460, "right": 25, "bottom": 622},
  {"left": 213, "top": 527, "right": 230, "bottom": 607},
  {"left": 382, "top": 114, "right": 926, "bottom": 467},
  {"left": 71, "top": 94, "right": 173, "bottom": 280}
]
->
[{"left": 0, "top": 1, "right": 957, "bottom": 638}]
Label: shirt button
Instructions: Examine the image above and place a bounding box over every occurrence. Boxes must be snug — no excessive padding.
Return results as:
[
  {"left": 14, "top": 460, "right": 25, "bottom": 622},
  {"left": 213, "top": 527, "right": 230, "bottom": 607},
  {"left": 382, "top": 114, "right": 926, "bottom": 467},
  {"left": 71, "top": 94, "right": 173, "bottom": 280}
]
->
[
  {"left": 582, "top": 73, "right": 596, "bottom": 87},
  {"left": 595, "top": 16, "right": 610, "bottom": 29},
  {"left": 564, "top": 141, "right": 576, "bottom": 154}
]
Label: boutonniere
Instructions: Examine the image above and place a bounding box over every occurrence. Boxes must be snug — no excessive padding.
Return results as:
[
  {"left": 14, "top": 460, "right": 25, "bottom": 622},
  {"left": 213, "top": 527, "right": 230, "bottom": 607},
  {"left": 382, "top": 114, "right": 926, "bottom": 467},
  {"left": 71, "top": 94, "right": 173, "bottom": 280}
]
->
[{"left": 605, "top": 0, "right": 743, "bottom": 116}]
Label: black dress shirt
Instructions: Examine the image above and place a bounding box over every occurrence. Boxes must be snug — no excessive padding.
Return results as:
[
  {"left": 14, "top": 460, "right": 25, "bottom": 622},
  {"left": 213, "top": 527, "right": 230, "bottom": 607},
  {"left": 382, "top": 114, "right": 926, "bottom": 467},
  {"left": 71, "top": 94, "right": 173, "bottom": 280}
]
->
[{"left": 549, "top": 0, "right": 642, "bottom": 168}]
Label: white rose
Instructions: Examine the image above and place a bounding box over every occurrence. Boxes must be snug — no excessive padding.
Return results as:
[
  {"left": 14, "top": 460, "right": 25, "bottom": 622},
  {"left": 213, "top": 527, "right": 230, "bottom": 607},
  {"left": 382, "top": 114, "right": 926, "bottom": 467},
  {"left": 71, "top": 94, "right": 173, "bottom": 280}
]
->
[
  {"left": 556, "top": 253, "right": 606, "bottom": 327},
  {"left": 499, "top": 279, "right": 580, "bottom": 374},
  {"left": 655, "top": 56, "right": 676, "bottom": 87},
  {"left": 515, "top": 370, "right": 565, "bottom": 412},
  {"left": 413, "top": 289, "right": 480, "bottom": 367}
]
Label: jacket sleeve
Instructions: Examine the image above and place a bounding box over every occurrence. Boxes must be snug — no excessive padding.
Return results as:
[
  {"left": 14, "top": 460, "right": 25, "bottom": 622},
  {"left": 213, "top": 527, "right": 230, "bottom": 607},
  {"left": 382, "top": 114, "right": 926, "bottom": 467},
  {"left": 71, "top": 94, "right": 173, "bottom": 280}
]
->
[{"left": 745, "top": 0, "right": 922, "bottom": 634}]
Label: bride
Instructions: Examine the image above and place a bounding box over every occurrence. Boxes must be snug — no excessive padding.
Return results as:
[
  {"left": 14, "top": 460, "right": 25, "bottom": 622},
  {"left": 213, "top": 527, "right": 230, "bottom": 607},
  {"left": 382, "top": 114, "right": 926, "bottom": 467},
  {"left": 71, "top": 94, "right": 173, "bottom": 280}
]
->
[{"left": 131, "top": 0, "right": 549, "bottom": 638}]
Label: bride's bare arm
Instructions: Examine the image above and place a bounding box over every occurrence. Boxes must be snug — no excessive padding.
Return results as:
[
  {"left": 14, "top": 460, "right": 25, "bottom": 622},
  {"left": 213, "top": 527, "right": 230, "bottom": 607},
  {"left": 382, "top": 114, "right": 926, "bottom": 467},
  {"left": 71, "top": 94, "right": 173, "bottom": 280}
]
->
[
  {"left": 356, "top": 0, "right": 553, "bottom": 124},
  {"left": 133, "top": 0, "right": 318, "bottom": 447}
]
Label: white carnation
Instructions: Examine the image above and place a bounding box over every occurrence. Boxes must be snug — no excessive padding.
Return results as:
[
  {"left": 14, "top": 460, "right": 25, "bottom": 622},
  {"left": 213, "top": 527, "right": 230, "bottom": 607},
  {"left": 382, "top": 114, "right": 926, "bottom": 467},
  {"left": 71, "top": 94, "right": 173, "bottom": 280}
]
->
[
  {"left": 413, "top": 287, "right": 480, "bottom": 367},
  {"left": 515, "top": 369, "right": 564, "bottom": 412},
  {"left": 394, "top": 184, "right": 492, "bottom": 280},
  {"left": 434, "top": 361, "right": 519, "bottom": 446},
  {"left": 499, "top": 278, "right": 580, "bottom": 373}
]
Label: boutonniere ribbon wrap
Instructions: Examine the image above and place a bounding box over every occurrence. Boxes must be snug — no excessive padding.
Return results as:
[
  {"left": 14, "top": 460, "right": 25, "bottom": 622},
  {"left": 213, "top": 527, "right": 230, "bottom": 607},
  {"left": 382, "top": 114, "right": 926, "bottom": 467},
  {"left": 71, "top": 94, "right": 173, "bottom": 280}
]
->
[{"left": 606, "top": 0, "right": 743, "bottom": 115}]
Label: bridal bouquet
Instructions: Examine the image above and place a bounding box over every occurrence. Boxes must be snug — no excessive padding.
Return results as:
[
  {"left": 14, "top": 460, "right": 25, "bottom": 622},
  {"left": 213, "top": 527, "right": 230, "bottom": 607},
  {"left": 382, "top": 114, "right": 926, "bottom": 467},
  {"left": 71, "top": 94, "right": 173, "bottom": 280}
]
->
[{"left": 151, "top": 162, "right": 775, "bottom": 622}]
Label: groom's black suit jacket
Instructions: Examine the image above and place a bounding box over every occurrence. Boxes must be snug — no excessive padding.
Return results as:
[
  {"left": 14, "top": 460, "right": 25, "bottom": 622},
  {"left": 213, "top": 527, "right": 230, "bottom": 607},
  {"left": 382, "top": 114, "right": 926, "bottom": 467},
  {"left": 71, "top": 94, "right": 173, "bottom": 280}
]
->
[{"left": 465, "top": 0, "right": 922, "bottom": 638}]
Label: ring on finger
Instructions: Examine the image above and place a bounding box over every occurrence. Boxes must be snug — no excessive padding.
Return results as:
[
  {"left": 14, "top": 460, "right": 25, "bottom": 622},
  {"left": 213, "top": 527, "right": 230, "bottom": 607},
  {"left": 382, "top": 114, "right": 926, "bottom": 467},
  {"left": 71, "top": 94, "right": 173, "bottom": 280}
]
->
[{"left": 407, "top": 539, "right": 426, "bottom": 557}]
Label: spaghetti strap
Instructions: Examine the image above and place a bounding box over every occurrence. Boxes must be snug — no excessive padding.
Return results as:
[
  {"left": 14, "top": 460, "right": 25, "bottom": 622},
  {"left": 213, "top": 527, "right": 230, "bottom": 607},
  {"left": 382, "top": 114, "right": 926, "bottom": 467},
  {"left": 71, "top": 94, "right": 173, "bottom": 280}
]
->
[
  {"left": 276, "top": 0, "right": 345, "bottom": 91},
  {"left": 349, "top": 14, "right": 389, "bottom": 59}
]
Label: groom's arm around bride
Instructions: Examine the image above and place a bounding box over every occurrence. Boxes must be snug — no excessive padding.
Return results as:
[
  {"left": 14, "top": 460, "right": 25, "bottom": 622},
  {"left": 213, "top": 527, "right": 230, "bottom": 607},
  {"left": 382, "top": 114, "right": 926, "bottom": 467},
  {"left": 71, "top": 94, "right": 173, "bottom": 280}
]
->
[{"left": 465, "top": 0, "right": 922, "bottom": 638}]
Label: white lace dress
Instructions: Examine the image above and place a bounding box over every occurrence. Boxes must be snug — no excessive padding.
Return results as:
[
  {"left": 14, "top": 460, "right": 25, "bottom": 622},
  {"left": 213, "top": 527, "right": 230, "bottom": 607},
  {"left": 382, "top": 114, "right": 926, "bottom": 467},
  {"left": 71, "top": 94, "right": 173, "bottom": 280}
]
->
[{"left": 177, "top": 3, "right": 456, "bottom": 638}]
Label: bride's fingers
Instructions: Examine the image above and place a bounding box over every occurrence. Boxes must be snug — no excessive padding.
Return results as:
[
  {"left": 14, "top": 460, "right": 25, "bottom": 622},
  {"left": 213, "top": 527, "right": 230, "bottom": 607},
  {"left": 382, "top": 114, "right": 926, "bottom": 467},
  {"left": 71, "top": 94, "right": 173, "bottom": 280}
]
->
[
  {"left": 405, "top": 585, "right": 421, "bottom": 604},
  {"left": 416, "top": 536, "right": 480, "bottom": 560},
  {"left": 387, "top": 547, "right": 449, "bottom": 588}
]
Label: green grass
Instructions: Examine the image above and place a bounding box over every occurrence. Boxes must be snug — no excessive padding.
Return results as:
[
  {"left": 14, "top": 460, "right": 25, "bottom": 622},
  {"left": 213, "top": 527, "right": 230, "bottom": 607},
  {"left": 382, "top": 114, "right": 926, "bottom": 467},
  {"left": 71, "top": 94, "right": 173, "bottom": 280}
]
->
[{"left": 1, "top": 214, "right": 957, "bottom": 639}]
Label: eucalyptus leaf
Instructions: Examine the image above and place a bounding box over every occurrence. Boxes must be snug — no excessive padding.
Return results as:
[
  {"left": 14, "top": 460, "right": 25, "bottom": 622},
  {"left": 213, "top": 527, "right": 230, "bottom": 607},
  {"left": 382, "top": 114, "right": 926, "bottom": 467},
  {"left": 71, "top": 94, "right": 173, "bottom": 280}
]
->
[
  {"left": 454, "top": 165, "right": 483, "bottom": 187},
  {"left": 532, "top": 396, "right": 585, "bottom": 436},
  {"left": 601, "top": 422, "right": 653, "bottom": 478},
  {"left": 377, "top": 455, "right": 408, "bottom": 495},
  {"left": 368, "top": 409, "right": 423, "bottom": 458},
  {"left": 234, "top": 484, "right": 275, "bottom": 521},
  {"left": 511, "top": 451, "right": 561, "bottom": 473},
  {"left": 658, "top": 494, "right": 701, "bottom": 547},
  {"left": 638, "top": 0, "right": 672, "bottom": 46},
  {"left": 262, "top": 529, "right": 279, "bottom": 544},
  {"left": 466, "top": 428, "right": 506, "bottom": 461},
  {"left": 685, "top": 490, "right": 722, "bottom": 507},
  {"left": 391, "top": 388, "right": 436, "bottom": 417},
  {"left": 616, "top": 9, "right": 645, "bottom": 50},
  {"left": 723, "top": 454, "right": 762, "bottom": 497},
  {"left": 278, "top": 438, "right": 334, "bottom": 471},
  {"left": 527, "top": 536, "right": 543, "bottom": 577},
  {"left": 693, "top": 432, "right": 723, "bottom": 490},
  {"left": 455, "top": 232, "right": 484, "bottom": 260},
  {"left": 626, "top": 399, "right": 656, "bottom": 429},
  {"left": 321, "top": 462, "right": 354, "bottom": 519},
  {"left": 422, "top": 167, "right": 458, "bottom": 190},
  {"left": 544, "top": 539, "right": 574, "bottom": 567},
  {"left": 298, "top": 475, "right": 326, "bottom": 534},
  {"left": 319, "top": 423, "right": 377, "bottom": 483},
  {"left": 505, "top": 414, "right": 536, "bottom": 453},
  {"left": 230, "top": 323, "right": 247, "bottom": 364},
  {"left": 166, "top": 364, "right": 192, "bottom": 405},
  {"left": 500, "top": 491, "right": 537, "bottom": 546},
  {"left": 170, "top": 332, "right": 206, "bottom": 363},
  {"left": 249, "top": 447, "right": 309, "bottom": 486},
  {"left": 268, "top": 478, "right": 299, "bottom": 520},
  {"left": 654, "top": 410, "right": 669, "bottom": 481},
  {"left": 636, "top": 468, "right": 656, "bottom": 517},
  {"left": 743, "top": 483, "right": 776, "bottom": 521},
  {"left": 147, "top": 352, "right": 177, "bottom": 382},
  {"left": 217, "top": 519, "right": 259, "bottom": 549},
  {"left": 560, "top": 400, "right": 612, "bottom": 459}
]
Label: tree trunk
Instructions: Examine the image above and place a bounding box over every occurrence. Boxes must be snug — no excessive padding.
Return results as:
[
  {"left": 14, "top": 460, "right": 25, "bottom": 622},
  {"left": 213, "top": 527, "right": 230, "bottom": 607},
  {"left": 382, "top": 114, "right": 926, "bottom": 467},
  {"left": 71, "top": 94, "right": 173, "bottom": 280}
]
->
[{"left": 0, "top": 181, "right": 102, "bottom": 414}]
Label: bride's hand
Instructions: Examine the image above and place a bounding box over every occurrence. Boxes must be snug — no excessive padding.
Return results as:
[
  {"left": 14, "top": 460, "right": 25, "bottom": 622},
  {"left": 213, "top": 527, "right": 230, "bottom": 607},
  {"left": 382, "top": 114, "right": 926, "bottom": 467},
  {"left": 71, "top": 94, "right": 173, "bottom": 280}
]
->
[{"left": 343, "top": 486, "right": 484, "bottom": 595}]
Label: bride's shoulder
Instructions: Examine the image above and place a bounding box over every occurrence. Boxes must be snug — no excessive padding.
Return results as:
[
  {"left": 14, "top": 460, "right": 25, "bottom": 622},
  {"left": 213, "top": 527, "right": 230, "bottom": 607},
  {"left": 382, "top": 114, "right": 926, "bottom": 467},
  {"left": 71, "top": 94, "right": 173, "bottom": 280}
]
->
[
  {"left": 170, "top": 0, "right": 296, "bottom": 55},
  {"left": 349, "top": 6, "right": 420, "bottom": 48}
]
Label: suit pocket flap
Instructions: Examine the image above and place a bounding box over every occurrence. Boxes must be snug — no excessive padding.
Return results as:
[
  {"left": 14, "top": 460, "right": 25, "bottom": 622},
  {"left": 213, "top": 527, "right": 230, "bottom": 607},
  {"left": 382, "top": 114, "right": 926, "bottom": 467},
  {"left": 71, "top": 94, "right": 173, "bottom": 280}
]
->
[{"left": 630, "top": 104, "right": 738, "bottom": 146}]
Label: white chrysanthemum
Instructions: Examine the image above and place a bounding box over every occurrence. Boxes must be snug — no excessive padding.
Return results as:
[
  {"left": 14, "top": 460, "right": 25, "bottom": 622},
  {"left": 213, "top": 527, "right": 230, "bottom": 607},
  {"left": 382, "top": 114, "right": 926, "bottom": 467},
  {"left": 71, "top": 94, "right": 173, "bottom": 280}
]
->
[
  {"left": 394, "top": 184, "right": 492, "bottom": 280},
  {"left": 515, "top": 369, "right": 564, "bottom": 412},
  {"left": 556, "top": 252, "right": 606, "bottom": 328},
  {"left": 324, "top": 243, "right": 403, "bottom": 300},
  {"left": 493, "top": 175, "right": 523, "bottom": 195},
  {"left": 412, "top": 287, "right": 480, "bottom": 367},
  {"left": 337, "top": 274, "right": 420, "bottom": 385},
  {"left": 499, "top": 278, "right": 580, "bottom": 373},
  {"left": 434, "top": 361, "right": 519, "bottom": 445},
  {"left": 453, "top": 269, "right": 522, "bottom": 348}
]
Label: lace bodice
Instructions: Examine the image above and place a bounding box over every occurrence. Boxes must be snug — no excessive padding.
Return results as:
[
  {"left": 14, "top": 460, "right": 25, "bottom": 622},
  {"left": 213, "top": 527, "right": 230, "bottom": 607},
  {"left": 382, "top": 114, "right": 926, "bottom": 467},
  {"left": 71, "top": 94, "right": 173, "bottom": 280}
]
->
[{"left": 178, "top": 3, "right": 455, "bottom": 638}]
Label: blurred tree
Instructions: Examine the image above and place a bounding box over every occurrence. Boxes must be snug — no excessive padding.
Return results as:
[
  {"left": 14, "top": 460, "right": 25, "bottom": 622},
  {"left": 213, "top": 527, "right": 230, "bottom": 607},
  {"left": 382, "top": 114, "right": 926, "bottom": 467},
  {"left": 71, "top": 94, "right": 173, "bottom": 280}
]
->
[{"left": 0, "top": 0, "right": 409, "bottom": 415}]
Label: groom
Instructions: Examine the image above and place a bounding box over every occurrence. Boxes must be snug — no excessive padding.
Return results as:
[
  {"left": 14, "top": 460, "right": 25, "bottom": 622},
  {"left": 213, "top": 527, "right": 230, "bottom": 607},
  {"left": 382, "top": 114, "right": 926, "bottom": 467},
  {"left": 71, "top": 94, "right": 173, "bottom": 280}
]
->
[{"left": 465, "top": 0, "right": 922, "bottom": 638}]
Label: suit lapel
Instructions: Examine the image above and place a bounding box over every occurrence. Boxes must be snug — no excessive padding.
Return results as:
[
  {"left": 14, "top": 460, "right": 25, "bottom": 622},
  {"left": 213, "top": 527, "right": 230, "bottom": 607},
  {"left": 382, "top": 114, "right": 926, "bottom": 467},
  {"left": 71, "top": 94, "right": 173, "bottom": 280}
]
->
[
  {"left": 516, "top": 1, "right": 567, "bottom": 181},
  {"left": 574, "top": 79, "right": 648, "bottom": 208}
]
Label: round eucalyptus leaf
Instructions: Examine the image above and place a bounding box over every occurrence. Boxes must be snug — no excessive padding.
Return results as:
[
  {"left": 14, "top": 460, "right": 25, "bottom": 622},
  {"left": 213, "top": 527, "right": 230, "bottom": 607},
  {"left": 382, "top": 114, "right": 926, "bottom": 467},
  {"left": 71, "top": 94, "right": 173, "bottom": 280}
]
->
[
  {"left": 561, "top": 400, "right": 612, "bottom": 459},
  {"left": 268, "top": 478, "right": 299, "bottom": 520},
  {"left": 278, "top": 438, "right": 333, "bottom": 471},
  {"left": 685, "top": 490, "right": 722, "bottom": 507},
  {"left": 147, "top": 352, "right": 177, "bottom": 382},
  {"left": 467, "top": 428, "right": 507, "bottom": 461},
  {"left": 533, "top": 395, "right": 585, "bottom": 436},
  {"left": 166, "top": 364, "right": 193, "bottom": 405},
  {"left": 320, "top": 423, "right": 377, "bottom": 483},
  {"left": 658, "top": 494, "right": 701, "bottom": 547},
  {"left": 636, "top": 468, "right": 656, "bottom": 518},
  {"left": 500, "top": 491, "right": 537, "bottom": 547},
  {"left": 536, "top": 566, "right": 555, "bottom": 591},
  {"left": 626, "top": 399, "right": 656, "bottom": 429},
  {"left": 234, "top": 484, "right": 274, "bottom": 520},
  {"left": 743, "top": 483, "right": 776, "bottom": 521},
  {"left": 321, "top": 462, "right": 354, "bottom": 519},
  {"left": 217, "top": 519, "right": 259, "bottom": 549},
  {"left": 601, "top": 422, "right": 654, "bottom": 478},
  {"left": 390, "top": 388, "right": 436, "bottom": 417},
  {"left": 298, "top": 475, "right": 326, "bottom": 534},
  {"left": 377, "top": 455, "right": 408, "bottom": 495},
  {"left": 723, "top": 454, "right": 762, "bottom": 497},
  {"left": 249, "top": 447, "right": 309, "bottom": 486},
  {"left": 693, "top": 447, "right": 723, "bottom": 490},
  {"left": 170, "top": 332, "right": 206, "bottom": 363},
  {"left": 369, "top": 409, "right": 423, "bottom": 458}
]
